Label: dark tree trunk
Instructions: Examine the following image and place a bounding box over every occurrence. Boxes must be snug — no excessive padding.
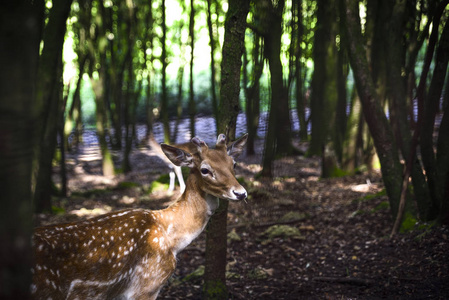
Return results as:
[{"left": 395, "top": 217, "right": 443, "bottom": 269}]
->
[
  {"left": 243, "top": 34, "right": 263, "bottom": 155},
  {"left": 65, "top": 55, "right": 87, "bottom": 152},
  {"left": 340, "top": 0, "right": 403, "bottom": 218},
  {"left": 293, "top": 0, "right": 308, "bottom": 141},
  {"left": 260, "top": 0, "right": 296, "bottom": 176},
  {"left": 161, "top": 0, "right": 170, "bottom": 143},
  {"left": 334, "top": 44, "right": 348, "bottom": 164},
  {"left": 122, "top": 1, "right": 136, "bottom": 174},
  {"left": 266, "top": 0, "right": 293, "bottom": 156},
  {"left": 421, "top": 16, "right": 449, "bottom": 220},
  {"left": 188, "top": 0, "right": 196, "bottom": 138},
  {"left": 143, "top": 2, "right": 155, "bottom": 145},
  {"left": 207, "top": 0, "right": 219, "bottom": 132},
  {"left": 437, "top": 74, "right": 449, "bottom": 225},
  {"left": 0, "top": 1, "right": 44, "bottom": 298},
  {"left": 204, "top": 1, "right": 250, "bottom": 298},
  {"left": 33, "top": 0, "right": 74, "bottom": 213},
  {"left": 309, "top": 0, "right": 333, "bottom": 156}
]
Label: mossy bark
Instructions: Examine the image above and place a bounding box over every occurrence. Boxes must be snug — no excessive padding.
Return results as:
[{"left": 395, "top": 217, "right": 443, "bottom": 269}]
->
[
  {"left": 204, "top": 0, "right": 250, "bottom": 298},
  {"left": 341, "top": 0, "right": 403, "bottom": 218}
]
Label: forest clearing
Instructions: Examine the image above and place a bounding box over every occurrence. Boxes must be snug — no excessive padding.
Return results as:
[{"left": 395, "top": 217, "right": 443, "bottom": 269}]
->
[{"left": 33, "top": 118, "right": 449, "bottom": 299}]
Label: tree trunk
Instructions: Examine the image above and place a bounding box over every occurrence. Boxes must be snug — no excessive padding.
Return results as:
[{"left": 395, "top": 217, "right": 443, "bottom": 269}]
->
[
  {"left": 203, "top": 1, "right": 250, "bottom": 298},
  {"left": 188, "top": 0, "right": 196, "bottom": 138},
  {"left": 293, "top": 0, "right": 308, "bottom": 141},
  {"left": 421, "top": 16, "right": 449, "bottom": 220},
  {"left": 310, "top": 0, "right": 333, "bottom": 156},
  {"left": 172, "top": 66, "right": 184, "bottom": 143},
  {"left": 243, "top": 33, "right": 263, "bottom": 155},
  {"left": 260, "top": 0, "right": 296, "bottom": 176},
  {"left": 161, "top": 0, "right": 170, "bottom": 143},
  {"left": 207, "top": 0, "right": 219, "bottom": 132},
  {"left": 65, "top": 56, "right": 87, "bottom": 152},
  {"left": 0, "top": 1, "right": 44, "bottom": 298},
  {"left": 142, "top": 1, "right": 155, "bottom": 145},
  {"left": 437, "top": 74, "right": 449, "bottom": 225},
  {"left": 341, "top": 0, "right": 403, "bottom": 218},
  {"left": 91, "top": 68, "right": 115, "bottom": 177},
  {"left": 33, "top": 0, "right": 74, "bottom": 213},
  {"left": 334, "top": 43, "right": 348, "bottom": 164}
]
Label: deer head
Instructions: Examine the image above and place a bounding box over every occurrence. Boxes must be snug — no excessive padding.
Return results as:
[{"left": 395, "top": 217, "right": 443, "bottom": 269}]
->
[{"left": 161, "top": 133, "right": 248, "bottom": 201}]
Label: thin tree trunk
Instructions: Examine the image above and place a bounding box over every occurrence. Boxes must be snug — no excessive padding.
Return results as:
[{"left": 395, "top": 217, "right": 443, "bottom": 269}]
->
[
  {"left": 188, "top": 0, "right": 196, "bottom": 138},
  {"left": 161, "top": 0, "right": 170, "bottom": 143},
  {"left": 294, "top": 0, "right": 308, "bottom": 141},
  {"left": 207, "top": 0, "right": 218, "bottom": 132},
  {"left": 420, "top": 15, "right": 449, "bottom": 220},
  {"left": 437, "top": 75, "right": 449, "bottom": 225},
  {"left": 172, "top": 64, "right": 185, "bottom": 143},
  {"left": 244, "top": 34, "right": 263, "bottom": 155},
  {"left": 204, "top": 1, "right": 250, "bottom": 298},
  {"left": 65, "top": 55, "right": 87, "bottom": 152}
]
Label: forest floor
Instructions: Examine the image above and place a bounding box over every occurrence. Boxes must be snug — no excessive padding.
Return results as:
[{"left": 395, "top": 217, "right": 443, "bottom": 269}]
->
[{"left": 36, "top": 137, "right": 449, "bottom": 300}]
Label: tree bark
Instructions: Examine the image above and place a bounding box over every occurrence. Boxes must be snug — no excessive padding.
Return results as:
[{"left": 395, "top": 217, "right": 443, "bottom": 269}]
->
[
  {"left": 207, "top": 0, "right": 219, "bottom": 133},
  {"left": 0, "top": 1, "right": 44, "bottom": 298},
  {"left": 243, "top": 33, "right": 263, "bottom": 155},
  {"left": 309, "top": 0, "right": 338, "bottom": 157},
  {"left": 421, "top": 15, "right": 449, "bottom": 220},
  {"left": 293, "top": 0, "right": 308, "bottom": 141},
  {"left": 340, "top": 0, "right": 403, "bottom": 218},
  {"left": 188, "top": 0, "right": 196, "bottom": 139},
  {"left": 204, "top": 1, "right": 250, "bottom": 298},
  {"left": 161, "top": 0, "right": 170, "bottom": 143},
  {"left": 33, "top": 0, "right": 73, "bottom": 213}
]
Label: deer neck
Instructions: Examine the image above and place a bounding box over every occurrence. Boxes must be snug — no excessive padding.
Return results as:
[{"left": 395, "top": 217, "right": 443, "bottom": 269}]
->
[{"left": 156, "top": 172, "right": 219, "bottom": 254}]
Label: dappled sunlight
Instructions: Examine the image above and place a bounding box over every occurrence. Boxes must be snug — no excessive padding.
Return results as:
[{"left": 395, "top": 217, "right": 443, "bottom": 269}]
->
[{"left": 69, "top": 205, "right": 112, "bottom": 218}]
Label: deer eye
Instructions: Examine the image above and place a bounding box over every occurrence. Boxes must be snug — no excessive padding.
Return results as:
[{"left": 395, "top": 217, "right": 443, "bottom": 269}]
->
[{"left": 200, "top": 168, "right": 210, "bottom": 175}]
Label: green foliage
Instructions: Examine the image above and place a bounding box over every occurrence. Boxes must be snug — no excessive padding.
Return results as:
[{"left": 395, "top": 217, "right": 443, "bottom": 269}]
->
[
  {"left": 353, "top": 189, "right": 387, "bottom": 203},
  {"left": 329, "top": 167, "right": 348, "bottom": 178},
  {"left": 203, "top": 279, "right": 228, "bottom": 300},
  {"left": 400, "top": 212, "right": 418, "bottom": 233},
  {"left": 259, "top": 225, "right": 304, "bottom": 244},
  {"left": 51, "top": 206, "right": 66, "bottom": 215},
  {"left": 278, "top": 211, "right": 308, "bottom": 223},
  {"left": 227, "top": 229, "right": 242, "bottom": 243},
  {"left": 372, "top": 201, "right": 390, "bottom": 212},
  {"left": 148, "top": 174, "right": 171, "bottom": 193},
  {"left": 183, "top": 265, "right": 205, "bottom": 282}
]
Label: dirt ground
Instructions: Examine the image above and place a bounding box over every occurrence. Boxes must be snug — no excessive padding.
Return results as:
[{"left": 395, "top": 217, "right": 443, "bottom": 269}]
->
[{"left": 37, "top": 137, "right": 449, "bottom": 300}]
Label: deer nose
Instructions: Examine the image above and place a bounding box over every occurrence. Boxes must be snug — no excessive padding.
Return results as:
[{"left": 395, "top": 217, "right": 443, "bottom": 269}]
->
[{"left": 233, "top": 190, "right": 247, "bottom": 200}]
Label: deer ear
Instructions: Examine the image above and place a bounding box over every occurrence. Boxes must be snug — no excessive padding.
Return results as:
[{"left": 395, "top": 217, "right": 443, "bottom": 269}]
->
[
  {"left": 161, "top": 144, "right": 194, "bottom": 168},
  {"left": 227, "top": 133, "right": 248, "bottom": 159}
]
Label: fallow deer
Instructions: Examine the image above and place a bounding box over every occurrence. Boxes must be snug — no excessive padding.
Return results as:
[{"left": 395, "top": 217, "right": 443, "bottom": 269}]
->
[{"left": 32, "top": 133, "right": 248, "bottom": 299}]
